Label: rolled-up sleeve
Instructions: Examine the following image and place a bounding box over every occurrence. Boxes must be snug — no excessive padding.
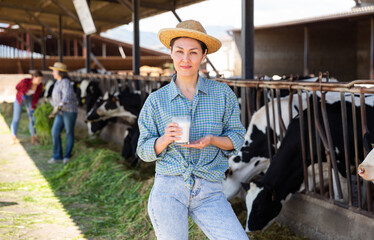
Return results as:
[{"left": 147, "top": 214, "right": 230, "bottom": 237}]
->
[
  {"left": 220, "top": 86, "right": 245, "bottom": 157},
  {"left": 136, "top": 96, "right": 166, "bottom": 162}
]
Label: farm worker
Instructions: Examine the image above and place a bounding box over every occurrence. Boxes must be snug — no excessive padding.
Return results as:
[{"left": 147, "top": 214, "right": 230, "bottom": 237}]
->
[
  {"left": 137, "top": 20, "right": 249, "bottom": 239},
  {"left": 11, "top": 70, "right": 43, "bottom": 144},
  {"left": 48, "top": 62, "right": 78, "bottom": 164}
]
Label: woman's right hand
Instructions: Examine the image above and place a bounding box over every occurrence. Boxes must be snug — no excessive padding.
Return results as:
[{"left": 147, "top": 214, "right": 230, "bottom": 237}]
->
[
  {"left": 154, "top": 122, "right": 182, "bottom": 155},
  {"left": 161, "top": 122, "right": 183, "bottom": 145}
]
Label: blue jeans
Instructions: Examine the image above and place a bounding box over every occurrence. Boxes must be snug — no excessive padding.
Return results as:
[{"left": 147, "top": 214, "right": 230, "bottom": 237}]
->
[
  {"left": 51, "top": 111, "right": 77, "bottom": 160},
  {"left": 11, "top": 95, "right": 34, "bottom": 137},
  {"left": 148, "top": 174, "right": 249, "bottom": 240}
]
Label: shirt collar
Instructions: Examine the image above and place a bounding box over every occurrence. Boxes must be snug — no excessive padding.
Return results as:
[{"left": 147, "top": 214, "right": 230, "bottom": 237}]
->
[{"left": 169, "top": 75, "right": 208, "bottom": 102}]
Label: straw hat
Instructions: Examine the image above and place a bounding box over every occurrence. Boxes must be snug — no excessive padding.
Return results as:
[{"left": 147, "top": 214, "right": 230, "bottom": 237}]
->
[
  {"left": 158, "top": 20, "right": 222, "bottom": 54},
  {"left": 49, "top": 62, "right": 68, "bottom": 72}
]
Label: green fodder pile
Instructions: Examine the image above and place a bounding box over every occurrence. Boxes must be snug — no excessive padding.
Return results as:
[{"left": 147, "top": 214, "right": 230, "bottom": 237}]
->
[
  {"left": 49, "top": 142, "right": 156, "bottom": 239},
  {"left": 34, "top": 101, "right": 54, "bottom": 145}
]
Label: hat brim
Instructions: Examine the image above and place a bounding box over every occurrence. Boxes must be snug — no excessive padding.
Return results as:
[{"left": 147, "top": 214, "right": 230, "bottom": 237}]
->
[
  {"left": 158, "top": 28, "right": 222, "bottom": 54},
  {"left": 49, "top": 66, "right": 68, "bottom": 72}
]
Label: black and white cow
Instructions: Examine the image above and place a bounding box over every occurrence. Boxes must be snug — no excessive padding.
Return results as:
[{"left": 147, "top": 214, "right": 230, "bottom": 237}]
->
[
  {"left": 121, "top": 122, "right": 140, "bottom": 167},
  {"left": 80, "top": 79, "right": 103, "bottom": 112},
  {"left": 223, "top": 93, "right": 307, "bottom": 200},
  {"left": 358, "top": 132, "right": 374, "bottom": 182},
  {"left": 223, "top": 78, "right": 340, "bottom": 200},
  {"left": 42, "top": 79, "right": 55, "bottom": 102},
  {"left": 86, "top": 87, "right": 141, "bottom": 125},
  {"left": 244, "top": 94, "right": 374, "bottom": 231}
]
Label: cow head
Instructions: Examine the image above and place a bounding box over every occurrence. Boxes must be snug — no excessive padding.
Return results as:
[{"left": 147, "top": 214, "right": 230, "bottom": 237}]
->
[
  {"left": 358, "top": 133, "right": 374, "bottom": 182},
  {"left": 43, "top": 80, "right": 55, "bottom": 100},
  {"left": 86, "top": 95, "right": 105, "bottom": 121},
  {"left": 223, "top": 146, "right": 270, "bottom": 200},
  {"left": 245, "top": 182, "right": 282, "bottom": 232}
]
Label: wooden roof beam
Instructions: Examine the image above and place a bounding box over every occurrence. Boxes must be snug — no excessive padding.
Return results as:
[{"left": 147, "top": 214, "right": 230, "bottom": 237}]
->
[
  {"left": 26, "top": 10, "right": 58, "bottom": 38},
  {"left": 16, "top": 23, "right": 42, "bottom": 45},
  {"left": 102, "top": 0, "right": 175, "bottom": 11},
  {"left": 117, "top": 0, "right": 133, "bottom": 12},
  {"left": 50, "top": 0, "right": 81, "bottom": 25},
  {"left": 0, "top": 16, "right": 83, "bottom": 34},
  {"left": 0, "top": 2, "right": 125, "bottom": 26},
  {"left": 35, "top": 0, "right": 53, "bottom": 17}
]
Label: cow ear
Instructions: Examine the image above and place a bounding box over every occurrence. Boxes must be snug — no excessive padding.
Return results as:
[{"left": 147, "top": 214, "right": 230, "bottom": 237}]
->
[
  {"left": 363, "top": 132, "right": 374, "bottom": 153},
  {"left": 241, "top": 182, "right": 250, "bottom": 191},
  {"left": 224, "top": 167, "right": 232, "bottom": 178}
]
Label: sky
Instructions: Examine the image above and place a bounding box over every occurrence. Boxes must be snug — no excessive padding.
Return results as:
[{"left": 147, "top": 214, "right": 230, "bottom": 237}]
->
[{"left": 109, "top": 0, "right": 356, "bottom": 34}]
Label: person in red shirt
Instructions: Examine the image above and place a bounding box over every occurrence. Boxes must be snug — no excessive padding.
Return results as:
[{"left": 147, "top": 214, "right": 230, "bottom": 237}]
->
[{"left": 11, "top": 70, "right": 43, "bottom": 144}]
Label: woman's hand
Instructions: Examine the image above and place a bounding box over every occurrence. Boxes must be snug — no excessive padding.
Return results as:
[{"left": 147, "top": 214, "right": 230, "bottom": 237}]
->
[
  {"left": 182, "top": 135, "right": 213, "bottom": 149},
  {"left": 183, "top": 136, "right": 234, "bottom": 151},
  {"left": 154, "top": 122, "right": 182, "bottom": 155}
]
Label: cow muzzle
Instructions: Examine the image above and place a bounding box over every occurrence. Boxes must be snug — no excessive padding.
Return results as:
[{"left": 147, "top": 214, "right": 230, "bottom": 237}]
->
[
  {"left": 358, "top": 165, "right": 366, "bottom": 177},
  {"left": 96, "top": 109, "right": 104, "bottom": 116}
]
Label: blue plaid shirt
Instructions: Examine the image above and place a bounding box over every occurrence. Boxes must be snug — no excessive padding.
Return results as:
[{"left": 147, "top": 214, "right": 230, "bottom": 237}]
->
[
  {"left": 51, "top": 78, "right": 78, "bottom": 113},
  {"left": 137, "top": 75, "right": 245, "bottom": 188}
]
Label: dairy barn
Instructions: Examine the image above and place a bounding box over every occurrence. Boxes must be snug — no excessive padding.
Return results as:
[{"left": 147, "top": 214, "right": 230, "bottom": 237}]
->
[{"left": 0, "top": 0, "right": 374, "bottom": 239}]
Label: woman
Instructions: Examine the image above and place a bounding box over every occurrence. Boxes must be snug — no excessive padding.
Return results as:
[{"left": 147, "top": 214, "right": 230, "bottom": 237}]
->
[
  {"left": 137, "top": 20, "right": 248, "bottom": 240},
  {"left": 48, "top": 62, "right": 78, "bottom": 164},
  {"left": 11, "top": 70, "right": 43, "bottom": 144}
]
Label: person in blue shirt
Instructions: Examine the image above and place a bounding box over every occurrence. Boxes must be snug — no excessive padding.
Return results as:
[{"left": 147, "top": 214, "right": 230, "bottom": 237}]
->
[
  {"left": 137, "top": 20, "right": 248, "bottom": 240},
  {"left": 48, "top": 62, "right": 78, "bottom": 165}
]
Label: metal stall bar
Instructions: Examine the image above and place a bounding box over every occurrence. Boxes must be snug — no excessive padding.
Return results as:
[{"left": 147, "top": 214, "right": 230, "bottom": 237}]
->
[
  {"left": 321, "top": 90, "right": 343, "bottom": 199},
  {"left": 298, "top": 89, "right": 309, "bottom": 192},
  {"left": 351, "top": 93, "right": 362, "bottom": 209},
  {"left": 270, "top": 89, "right": 278, "bottom": 153},
  {"left": 313, "top": 91, "right": 325, "bottom": 196},
  {"left": 340, "top": 92, "right": 353, "bottom": 206},
  {"left": 307, "top": 90, "right": 316, "bottom": 193},
  {"left": 263, "top": 87, "right": 273, "bottom": 162},
  {"left": 360, "top": 92, "right": 373, "bottom": 212}
]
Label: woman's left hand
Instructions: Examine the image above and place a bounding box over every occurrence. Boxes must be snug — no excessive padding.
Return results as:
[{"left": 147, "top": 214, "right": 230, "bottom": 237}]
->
[{"left": 182, "top": 135, "right": 213, "bottom": 149}]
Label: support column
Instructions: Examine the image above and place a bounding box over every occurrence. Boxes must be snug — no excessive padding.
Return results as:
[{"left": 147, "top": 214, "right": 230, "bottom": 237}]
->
[
  {"left": 30, "top": 34, "right": 34, "bottom": 70},
  {"left": 66, "top": 38, "right": 70, "bottom": 56},
  {"left": 133, "top": 0, "right": 140, "bottom": 75},
  {"left": 370, "top": 18, "right": 374, "bottom": 80},
  {"left": 102, "top": 43, "right": 106, "bottom": 57},
  {"left": 85, "top": 35, "right": 91, "bottom": 73},
  {"left": 26, "top": 34, "right": 30, "bottom": 57},
  {"left": 74, "top": 38, "right": 78, "bottom": 57},
  {"left": 304, "top": 26, "right": 309, "bottom": 76},
  {"left": 58, "top": 15, "right": 63, "bottom": 62},
  {"left": 85, "top": 0, "right": 91, "bottom": 73},
  {"left": 241, "top": 0, "right": 254, "bottom": 127},
  {"left": 42, "top": 26, "right": 46, "bottom": 70}
]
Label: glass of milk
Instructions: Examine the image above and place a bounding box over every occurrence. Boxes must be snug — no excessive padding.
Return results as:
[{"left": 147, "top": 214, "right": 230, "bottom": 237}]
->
[{"left": 172, "top": 116, "right": 191, "bottom": 144}]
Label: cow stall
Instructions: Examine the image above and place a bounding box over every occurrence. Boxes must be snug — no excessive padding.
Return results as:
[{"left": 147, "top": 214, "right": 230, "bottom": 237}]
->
[{"left": 40, "top": 71, "right": 374, "bottom": 239}]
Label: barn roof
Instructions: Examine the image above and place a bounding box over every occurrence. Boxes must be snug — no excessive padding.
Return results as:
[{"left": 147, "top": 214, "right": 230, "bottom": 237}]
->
[
  {"left": 0, "top": 0, "right": 205, "bottom": 34},
  {"left": 231, "top": 5, "right": 374, "bottom": 32}
]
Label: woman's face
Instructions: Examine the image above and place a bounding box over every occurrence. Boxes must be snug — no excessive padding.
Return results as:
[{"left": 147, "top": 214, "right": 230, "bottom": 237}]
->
[
  {"left": 52, "top": 69, "right": 61, "bottom": 80},
  {"left": 32, "top": 76, "right": 43, "bottom": 85},
  {"left": 170, "top": 38, "right": 206, "bottom": 78}
]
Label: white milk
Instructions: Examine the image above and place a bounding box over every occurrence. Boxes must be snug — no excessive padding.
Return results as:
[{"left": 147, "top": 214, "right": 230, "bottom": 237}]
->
[{"left": 172, "top": 116, "right": 191, "bottom": 144}]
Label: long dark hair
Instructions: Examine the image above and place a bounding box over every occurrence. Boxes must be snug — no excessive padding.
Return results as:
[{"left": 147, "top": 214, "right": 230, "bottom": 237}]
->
[
  {"left": 31, "top": 70, "right": 43, "bottom": 78},
  {"left": 58, "top": 71, "right": 71, "bottom": 80},
  {"left": 170, "top": 37, "right": 207, "bottom": 54}
]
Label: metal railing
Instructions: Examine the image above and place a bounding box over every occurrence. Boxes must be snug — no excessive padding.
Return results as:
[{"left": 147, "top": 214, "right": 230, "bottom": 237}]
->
[{"left": 41, "top": 71, "right": 374, "bottom": 218}]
